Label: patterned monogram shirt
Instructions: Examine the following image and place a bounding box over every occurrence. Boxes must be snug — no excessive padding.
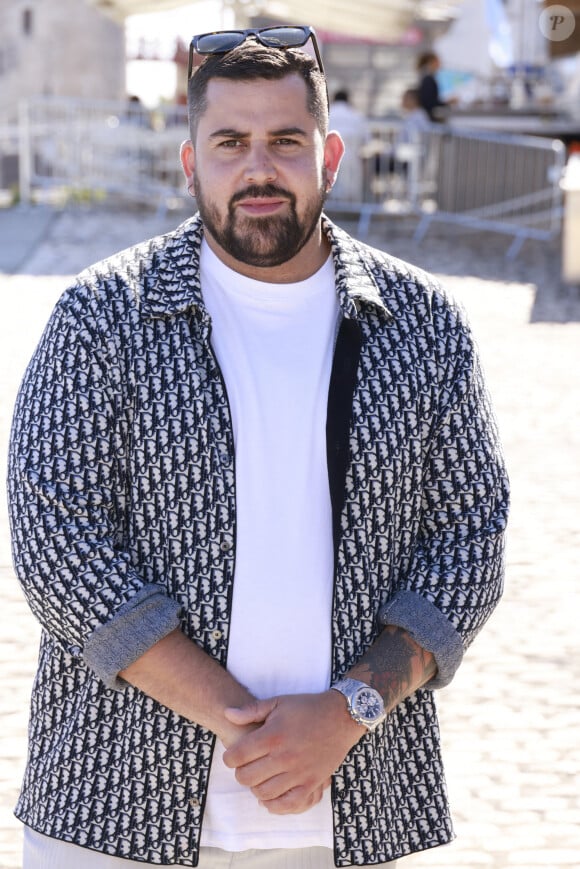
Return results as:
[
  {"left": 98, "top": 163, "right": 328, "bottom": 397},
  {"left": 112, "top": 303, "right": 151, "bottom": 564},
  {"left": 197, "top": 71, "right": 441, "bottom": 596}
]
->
[{"left": 8, "top": 214, "right": 509, "bottom": 866}]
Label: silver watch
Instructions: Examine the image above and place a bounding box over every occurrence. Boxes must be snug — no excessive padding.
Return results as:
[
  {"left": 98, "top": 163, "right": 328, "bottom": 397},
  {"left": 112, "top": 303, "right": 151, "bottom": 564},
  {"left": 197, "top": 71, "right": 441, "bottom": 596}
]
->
[{"left": 331, "top": 678, "right": 386, "bottom": 731}]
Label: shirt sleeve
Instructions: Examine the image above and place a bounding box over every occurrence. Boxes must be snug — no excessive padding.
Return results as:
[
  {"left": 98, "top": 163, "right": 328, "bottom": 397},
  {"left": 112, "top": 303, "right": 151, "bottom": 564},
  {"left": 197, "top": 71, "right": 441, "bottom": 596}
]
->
[
  {"left": 379, "top": 292, "right": 509, "bottom": 689},
  {"left": 84, "top": 585, "right": 182, "bottom": 689},
  {"left": 7, "top": 282, "right": 181, "bottom": 686}
]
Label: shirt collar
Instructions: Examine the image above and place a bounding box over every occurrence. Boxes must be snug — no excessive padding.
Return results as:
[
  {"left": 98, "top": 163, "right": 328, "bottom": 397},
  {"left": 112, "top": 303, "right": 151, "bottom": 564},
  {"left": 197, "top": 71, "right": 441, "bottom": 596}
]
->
[
  {"left": 321, "top": 215, "right": 393, "bottom": 321},
  {"left": 140, "top": 212, "right": 393, "bottom": 323},
  {"left": 140, "top": 214, "right": 206, "bottom": 319}
]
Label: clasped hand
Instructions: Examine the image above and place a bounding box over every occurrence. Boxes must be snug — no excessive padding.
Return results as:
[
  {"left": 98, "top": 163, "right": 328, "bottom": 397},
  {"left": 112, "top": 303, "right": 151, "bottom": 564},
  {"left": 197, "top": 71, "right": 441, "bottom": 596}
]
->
[{"left": 222, "top": 691, "right": 365, "bottom": 815}]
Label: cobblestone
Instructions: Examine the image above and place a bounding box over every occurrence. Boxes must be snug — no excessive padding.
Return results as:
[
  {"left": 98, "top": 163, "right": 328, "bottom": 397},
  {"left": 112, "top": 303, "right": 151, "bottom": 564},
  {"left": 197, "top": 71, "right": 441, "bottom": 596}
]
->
[{"left": 0, "top": 205, "right": 579, "bottom": 868}]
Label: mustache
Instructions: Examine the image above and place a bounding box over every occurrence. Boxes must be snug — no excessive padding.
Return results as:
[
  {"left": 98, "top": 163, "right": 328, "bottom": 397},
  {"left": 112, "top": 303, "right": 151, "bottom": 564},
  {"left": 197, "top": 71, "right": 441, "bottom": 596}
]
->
[{"left": 230, "top": 184, "right": 296, "bottom": 207}]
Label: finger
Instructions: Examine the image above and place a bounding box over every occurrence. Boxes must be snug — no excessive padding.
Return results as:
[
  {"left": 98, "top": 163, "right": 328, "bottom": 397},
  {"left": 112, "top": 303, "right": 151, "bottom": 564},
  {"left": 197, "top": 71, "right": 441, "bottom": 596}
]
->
[
  {"left": 223, "top": 728, "right": 272, "bottom": 770},
  {"left": 234, "top": 755, "right": 289, "bottom": 789},
  {"left": 224, "top": 697, "right": 277, "bottom": 726},
  {"left": 249, "top": 771, "right": 294, "bottom": 802},
  {"left": 260, "top": 786, "right": 324, "bottom": 815}
]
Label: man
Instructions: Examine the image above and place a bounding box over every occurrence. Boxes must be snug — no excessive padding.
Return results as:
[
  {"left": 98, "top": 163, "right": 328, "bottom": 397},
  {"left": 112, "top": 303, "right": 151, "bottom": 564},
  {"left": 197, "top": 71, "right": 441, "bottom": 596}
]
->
[{"left": 8, "top": 26, "right": 509, "bottom": 869}]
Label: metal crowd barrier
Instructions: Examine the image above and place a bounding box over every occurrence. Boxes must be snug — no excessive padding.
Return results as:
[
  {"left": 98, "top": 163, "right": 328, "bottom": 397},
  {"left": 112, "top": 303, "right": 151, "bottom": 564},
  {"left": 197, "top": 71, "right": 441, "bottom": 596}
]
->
[
  {"left": 412, "top": 126, "right": 566, "bottom": 258},
  {"left": 327, "top": 121, "right": 434, "bottom": 225},
  {"left": 0, "top": 123, "right": 22, "bottom": 204},
  {"left": 15, "top": 96, "right": 190, "bottom": 211},
  {"left": 327, "top": 121, "right": 566, "bottom": 258}
]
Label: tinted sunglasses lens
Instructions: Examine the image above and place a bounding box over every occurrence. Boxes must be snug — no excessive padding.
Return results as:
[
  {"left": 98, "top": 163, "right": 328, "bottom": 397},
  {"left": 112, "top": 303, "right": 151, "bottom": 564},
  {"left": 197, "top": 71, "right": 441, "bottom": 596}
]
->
[
  {"left": 259, "top": 27, "right": 308, "bottom": 48},
  {"left": 196, "top": 32, "right": 244, "bottom": 54}
]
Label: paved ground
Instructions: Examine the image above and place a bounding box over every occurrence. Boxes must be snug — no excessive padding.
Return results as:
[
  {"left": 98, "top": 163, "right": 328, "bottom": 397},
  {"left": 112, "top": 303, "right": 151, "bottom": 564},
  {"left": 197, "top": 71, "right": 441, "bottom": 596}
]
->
[{"left": 0, "top": 204, "right": 579, "bottom": 868}]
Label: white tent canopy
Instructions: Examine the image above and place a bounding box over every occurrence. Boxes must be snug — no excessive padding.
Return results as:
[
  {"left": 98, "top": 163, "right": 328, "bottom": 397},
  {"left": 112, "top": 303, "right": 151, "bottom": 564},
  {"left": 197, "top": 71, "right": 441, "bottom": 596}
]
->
[{"left": 89, "top": 0, "right": 464, "bottom": 41}]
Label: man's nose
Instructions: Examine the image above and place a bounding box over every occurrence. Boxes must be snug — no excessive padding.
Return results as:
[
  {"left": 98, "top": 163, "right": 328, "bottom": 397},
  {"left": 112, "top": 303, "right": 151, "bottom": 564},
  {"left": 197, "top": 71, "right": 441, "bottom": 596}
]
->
[{"left": 243, "top": 144, "right": 277, "bottom": 184}]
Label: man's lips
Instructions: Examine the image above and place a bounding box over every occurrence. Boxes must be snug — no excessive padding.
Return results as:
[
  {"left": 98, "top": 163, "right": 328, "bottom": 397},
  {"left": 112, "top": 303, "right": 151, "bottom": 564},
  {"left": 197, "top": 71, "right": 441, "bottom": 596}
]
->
[{"left": 235, "top": 197, "right": 288, "bottom": 215}]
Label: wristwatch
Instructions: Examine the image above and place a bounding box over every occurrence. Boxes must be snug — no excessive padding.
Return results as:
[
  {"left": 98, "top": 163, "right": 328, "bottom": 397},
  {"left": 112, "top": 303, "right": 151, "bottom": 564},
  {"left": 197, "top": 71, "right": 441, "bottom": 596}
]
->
[{"left": 331, "top": 678, "right": 387, "bottom": 731}]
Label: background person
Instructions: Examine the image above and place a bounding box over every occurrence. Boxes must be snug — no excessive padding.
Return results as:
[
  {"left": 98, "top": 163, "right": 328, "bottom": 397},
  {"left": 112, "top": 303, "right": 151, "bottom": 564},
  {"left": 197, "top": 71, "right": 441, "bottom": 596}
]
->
[
  {"left": 399, "top": 87, "right": 432, "bottom": 142},
  {"left": 327, "top": 88, "right": 370, "bottom": 201},
  {"left": 416, "top": 50, "right": 457, "bottom": 122},
  {"left": 382, "top": 89, "right": 431, "bottom": 186},
  {"left": 9, "top": 26, "right": 509, "bottom": 869}
]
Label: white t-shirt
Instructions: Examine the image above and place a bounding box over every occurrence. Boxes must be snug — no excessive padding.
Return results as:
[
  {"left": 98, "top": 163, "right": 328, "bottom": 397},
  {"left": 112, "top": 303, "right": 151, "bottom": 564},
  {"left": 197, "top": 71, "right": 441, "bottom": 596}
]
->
[{"left": 199, "top": 240, "right": 339, "bottom": 851}]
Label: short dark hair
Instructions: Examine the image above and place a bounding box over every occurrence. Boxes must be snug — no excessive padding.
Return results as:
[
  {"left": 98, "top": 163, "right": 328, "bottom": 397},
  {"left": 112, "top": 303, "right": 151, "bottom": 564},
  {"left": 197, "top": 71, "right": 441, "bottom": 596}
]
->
[
  {"left": 402, "top": 87, "right": 420, "bottom": 106},
  {"left": 417, "top": 51, "right": 439, "bottom": 71},
  {"left": 187, "top": 41, "right": 328, "bottom": 140}
]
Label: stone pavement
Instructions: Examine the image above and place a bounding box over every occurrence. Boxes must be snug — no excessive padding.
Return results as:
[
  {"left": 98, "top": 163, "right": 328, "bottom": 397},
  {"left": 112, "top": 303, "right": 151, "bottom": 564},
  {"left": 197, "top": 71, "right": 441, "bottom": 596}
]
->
[
  {"left": 0, "top": 206, "right": 55, "bottom": 275},
  {"left": 0, "top": 205, "right": 579, "bottom": 868}
]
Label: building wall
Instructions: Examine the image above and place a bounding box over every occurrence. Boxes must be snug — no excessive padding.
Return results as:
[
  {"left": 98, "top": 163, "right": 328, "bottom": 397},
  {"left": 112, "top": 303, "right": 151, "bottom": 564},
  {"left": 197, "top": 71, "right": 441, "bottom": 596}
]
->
[{"left": 0, "top": 0, "right": 126, "bottom": 120}]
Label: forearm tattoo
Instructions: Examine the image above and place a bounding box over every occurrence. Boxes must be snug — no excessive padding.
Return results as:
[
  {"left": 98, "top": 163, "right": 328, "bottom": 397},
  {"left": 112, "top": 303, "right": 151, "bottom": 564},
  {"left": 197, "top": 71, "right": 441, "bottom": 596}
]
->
[{"left": 354, "top": 626, "right": 437, "bottom": 712}]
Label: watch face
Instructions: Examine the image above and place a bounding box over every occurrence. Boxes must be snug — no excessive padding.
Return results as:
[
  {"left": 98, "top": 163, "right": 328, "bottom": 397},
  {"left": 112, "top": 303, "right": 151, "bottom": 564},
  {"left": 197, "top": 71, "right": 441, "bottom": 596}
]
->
[{"left": 354, "top": 687, "right": 384, "bottom": 721}]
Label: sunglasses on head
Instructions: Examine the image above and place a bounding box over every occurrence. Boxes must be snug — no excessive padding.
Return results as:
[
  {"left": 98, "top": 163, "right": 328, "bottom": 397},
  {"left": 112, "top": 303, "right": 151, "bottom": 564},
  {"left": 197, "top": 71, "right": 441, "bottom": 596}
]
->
[{"left": 187, "top": 25, "right": 325, "bottom": 80}]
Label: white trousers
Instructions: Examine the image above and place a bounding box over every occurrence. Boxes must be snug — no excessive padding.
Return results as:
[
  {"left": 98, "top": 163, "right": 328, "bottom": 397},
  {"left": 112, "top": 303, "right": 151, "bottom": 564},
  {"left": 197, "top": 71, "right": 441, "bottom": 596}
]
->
[{"left": 23, "top": 827, "right": 397, "bottom": 868}]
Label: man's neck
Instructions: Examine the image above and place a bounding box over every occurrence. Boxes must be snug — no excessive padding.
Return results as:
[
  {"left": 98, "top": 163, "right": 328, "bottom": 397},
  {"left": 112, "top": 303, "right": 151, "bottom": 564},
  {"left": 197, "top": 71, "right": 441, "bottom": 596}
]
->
[{"left": 202, "top": 225, "right": 331, "bottom": 284}]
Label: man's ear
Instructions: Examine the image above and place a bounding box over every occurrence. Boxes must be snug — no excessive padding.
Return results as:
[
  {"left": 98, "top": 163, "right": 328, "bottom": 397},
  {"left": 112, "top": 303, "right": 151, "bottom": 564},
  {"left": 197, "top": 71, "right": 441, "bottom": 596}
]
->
[
  {"left": 180, "top": 139, "right": 196, "bottom": 193},
  {"left": 323, "top": 130, "right": 345, "bottom": 191}
]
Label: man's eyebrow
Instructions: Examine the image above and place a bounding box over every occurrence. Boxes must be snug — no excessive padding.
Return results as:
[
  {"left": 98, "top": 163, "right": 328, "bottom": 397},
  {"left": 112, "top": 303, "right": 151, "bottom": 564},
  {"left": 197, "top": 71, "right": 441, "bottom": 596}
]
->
[
  {"left": 271, "top": 127, "right": 308, "bottom": 137},
  {"left": 208, "top": 126, "right": 308, "bottom": 140},
  {"left": 208, "top": 128, "right": 247, "bottom": 140}
]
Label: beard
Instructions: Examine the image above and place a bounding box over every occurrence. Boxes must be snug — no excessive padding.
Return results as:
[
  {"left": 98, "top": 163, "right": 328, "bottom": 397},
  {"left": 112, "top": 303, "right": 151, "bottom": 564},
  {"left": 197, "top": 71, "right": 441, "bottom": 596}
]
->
[{"left": 193, "top": 172, "right": 328, "bottom": 268}]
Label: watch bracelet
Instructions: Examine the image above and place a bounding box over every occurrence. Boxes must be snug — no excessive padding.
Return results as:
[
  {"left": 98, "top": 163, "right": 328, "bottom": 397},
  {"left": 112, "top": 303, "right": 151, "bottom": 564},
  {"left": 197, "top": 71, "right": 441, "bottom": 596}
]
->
[{"left": 331, "top": 678, "right": 372, "bottom": 729}]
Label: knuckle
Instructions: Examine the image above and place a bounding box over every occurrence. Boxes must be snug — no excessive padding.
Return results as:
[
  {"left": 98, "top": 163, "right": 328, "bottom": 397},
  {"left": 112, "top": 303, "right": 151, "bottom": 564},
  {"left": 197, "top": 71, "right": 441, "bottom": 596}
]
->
[
  {"left": 222, "top": 751, "right": 235, "bottom": 769},
  {"left": 252, "top": 782, "right": 272, "bottom": 801},
  {"left": 235, "top": 767, "right": 251, "bottom": 786},
  {"left": 281, "top": 788, "right": 305, "bottom": 813}
]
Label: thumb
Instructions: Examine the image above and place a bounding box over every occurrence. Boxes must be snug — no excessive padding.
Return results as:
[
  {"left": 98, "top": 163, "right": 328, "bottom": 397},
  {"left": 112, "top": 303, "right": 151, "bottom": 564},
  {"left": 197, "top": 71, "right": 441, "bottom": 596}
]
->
[{"left": 224, "top": 697, "right": 277, "bottom": 725}]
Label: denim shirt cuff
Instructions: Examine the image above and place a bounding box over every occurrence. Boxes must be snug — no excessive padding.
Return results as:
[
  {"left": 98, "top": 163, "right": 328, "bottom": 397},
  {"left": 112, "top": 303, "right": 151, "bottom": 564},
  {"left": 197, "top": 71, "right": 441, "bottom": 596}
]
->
[
  {"left": 83, "top": 585, "right": 182, "bottom": 690},
  {"left": 378, "top": 590, "right": 464, "bottom": 689}
]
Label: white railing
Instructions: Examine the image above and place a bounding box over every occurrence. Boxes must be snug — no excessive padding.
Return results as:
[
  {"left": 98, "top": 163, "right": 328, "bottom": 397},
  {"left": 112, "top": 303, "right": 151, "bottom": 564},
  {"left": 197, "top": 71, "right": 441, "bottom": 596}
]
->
[{"left": 15, "top": 96, "right": 190, "bottom": 211}]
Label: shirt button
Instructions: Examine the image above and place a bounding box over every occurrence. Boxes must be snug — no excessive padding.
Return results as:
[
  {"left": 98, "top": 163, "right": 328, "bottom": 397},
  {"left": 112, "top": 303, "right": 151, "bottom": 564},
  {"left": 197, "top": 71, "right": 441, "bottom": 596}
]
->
[
  {"left": 220, "top": 540, "right": 232, "bottom": 552},
  {"left": 189, "top": 797, "right": 200, "bottom": 808},
  {"left": 211, "top": 629, "right": 223, "bottom": 641}
]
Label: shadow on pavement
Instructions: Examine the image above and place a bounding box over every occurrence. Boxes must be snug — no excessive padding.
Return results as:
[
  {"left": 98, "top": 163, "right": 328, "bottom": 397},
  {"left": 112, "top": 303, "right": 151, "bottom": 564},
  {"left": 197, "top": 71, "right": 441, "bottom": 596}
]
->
[{"left": 342, "top": 216, "right": 580, "bottom": 325}]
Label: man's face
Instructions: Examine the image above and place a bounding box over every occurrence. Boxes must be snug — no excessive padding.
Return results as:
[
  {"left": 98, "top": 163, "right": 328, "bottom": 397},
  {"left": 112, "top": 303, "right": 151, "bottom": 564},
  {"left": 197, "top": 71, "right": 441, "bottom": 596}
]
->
[{"left": 181, "top": 74, "right": 343, "bottom": 278}]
